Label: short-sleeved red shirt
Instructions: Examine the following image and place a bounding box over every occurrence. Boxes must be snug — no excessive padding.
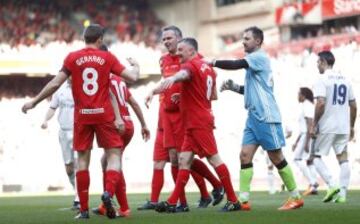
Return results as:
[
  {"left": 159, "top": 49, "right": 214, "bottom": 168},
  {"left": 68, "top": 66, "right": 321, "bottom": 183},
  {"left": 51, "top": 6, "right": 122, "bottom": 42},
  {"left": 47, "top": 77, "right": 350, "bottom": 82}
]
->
[
  {"left": 180, "top": 57, "right": 216, "bottom": 129},
  {"left": 62, "top": 47, "right": 125, "bottom": 124}
]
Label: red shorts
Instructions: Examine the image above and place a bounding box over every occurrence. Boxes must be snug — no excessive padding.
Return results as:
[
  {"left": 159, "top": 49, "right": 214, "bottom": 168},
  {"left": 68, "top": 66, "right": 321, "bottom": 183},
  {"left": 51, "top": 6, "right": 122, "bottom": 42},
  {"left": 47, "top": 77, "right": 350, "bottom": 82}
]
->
[
  {"left": 122, "top": 121, "right": 134, "bottom": 150},
  {"left": 182, "top": 128, "right": 218, "bottom": 158},
  {"left": 153, "top": 129, "right": 169, "bottom": 161},
  {"left": 73, "top": 121, "right": 124, "bottom": 151},
  {"left": 162, "top": 111, "right": 184, "bottom": 152}
]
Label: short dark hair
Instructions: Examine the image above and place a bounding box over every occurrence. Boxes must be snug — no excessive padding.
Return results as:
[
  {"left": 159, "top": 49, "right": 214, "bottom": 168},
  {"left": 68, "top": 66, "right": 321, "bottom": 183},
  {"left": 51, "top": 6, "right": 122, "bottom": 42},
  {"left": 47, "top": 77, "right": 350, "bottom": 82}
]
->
[
  {"left": 99, "top": 44, "right": 108, "bottom": 51},
  {"left": 244, "top": 26, "right": 264, "bottom": 45},
  {"left": 300, "top": 87, "right": 314, "bottom": 103},
  {"left": 83, "top": 24, "right": 104, "bottom": 44},
  {"left": 162, "top": 25, "right": 182, "bottom": 38},
  {"left": 318, "top": 50, "right": 335, "bottom": 66},
  {"left": 179, "top": 38, "right": 198, "bottom": 51}
]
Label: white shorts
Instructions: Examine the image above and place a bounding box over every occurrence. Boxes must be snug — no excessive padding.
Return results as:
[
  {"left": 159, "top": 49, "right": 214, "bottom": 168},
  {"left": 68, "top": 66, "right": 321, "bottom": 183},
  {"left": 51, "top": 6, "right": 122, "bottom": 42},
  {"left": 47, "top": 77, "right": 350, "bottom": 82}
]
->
[
  {"left": 59, "top": 129, "right": 75, "bottom": 165},
  {"left": 312, "top": 133, "right": 349, "bottom": 156},
  {"left": 294, "top": 133, "right": 311, "bottom": 160}
]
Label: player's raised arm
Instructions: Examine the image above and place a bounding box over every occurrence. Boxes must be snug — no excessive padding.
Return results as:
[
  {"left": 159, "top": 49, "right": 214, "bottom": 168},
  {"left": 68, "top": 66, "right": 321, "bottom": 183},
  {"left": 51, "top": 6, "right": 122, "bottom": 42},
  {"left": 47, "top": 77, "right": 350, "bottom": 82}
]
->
[{"left": 22, "top": 71, "right": 68, "bottom": 113}]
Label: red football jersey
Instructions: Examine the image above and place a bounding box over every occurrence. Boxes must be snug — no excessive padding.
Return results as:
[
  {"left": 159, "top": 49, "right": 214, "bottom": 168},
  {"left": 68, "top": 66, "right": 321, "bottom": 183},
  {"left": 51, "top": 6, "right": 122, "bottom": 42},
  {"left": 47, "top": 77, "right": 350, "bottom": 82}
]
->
[
  {"left": 160, "top": 53, "right": 181, "bottom": 112},
  {"left": 180, "top": 57, "right": 216, "bottom": 129},
  {"left": 109, "top": 74, "right": 133, "bottom": 127},
  {"left": 62, "top": 47, "right": 125, "bottom": 124}
]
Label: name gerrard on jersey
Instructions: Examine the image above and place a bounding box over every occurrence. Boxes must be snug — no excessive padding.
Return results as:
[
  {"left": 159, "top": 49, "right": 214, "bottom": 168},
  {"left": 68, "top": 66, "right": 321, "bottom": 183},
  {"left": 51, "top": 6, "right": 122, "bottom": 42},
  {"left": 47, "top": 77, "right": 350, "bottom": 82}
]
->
[{"left": 76, "top": 55, "right": 105, "bottom": 66}]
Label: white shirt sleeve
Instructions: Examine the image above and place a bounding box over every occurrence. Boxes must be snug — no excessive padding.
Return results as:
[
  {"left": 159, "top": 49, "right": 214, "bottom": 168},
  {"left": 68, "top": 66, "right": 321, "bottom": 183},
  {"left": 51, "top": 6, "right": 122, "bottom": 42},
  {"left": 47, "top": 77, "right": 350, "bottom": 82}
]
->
[
  {"left": 313, "top": 77, "right": 326, "bottom": 98},
  {"left": 49, "top": 91, "right": 59, "bottom": 109},
  {"left": 303, "top": 100, "right": 314, "bottom": 119}
]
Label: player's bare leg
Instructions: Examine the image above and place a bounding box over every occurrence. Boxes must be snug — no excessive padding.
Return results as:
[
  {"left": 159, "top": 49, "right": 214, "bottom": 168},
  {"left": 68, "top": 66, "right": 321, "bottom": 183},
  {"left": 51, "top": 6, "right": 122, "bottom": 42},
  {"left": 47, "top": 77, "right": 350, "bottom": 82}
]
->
[
  {"left": 74, "top": 150, "right": 91, "bottom": 219},
  {"left": 267, "top": 150, "right": 303, "bottom": 210}
]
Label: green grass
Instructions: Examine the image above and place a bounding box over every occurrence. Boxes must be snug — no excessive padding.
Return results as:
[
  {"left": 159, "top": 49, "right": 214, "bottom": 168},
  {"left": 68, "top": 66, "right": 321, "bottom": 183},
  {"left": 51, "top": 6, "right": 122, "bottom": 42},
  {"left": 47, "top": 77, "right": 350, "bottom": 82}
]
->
[{"left": 0, "top": 191, "right": 359, "bottom": 224}]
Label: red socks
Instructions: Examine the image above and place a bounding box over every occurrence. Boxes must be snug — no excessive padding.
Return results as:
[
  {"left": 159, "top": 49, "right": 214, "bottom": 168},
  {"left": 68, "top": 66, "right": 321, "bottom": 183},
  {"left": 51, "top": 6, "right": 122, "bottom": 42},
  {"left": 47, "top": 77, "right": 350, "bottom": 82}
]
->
[
  {"left": 168, "top": 169, "right": 190, "bottom": 205},
  {"left": 191, "top": 171, "right": 210, "bottom": 198},
  {"left": 192, "top": 158, "right": 222, "bottom": 189},
  {"left": 115, "top": 171, "right": 129, "bottom": 212},
  {"left": 171, "top": 166, "right": 187, "bottom": 205},
  {"left": 105, "top": 170, "right": 121, "bottom": 197},
  {"left": 76, "top": 170, "right": 90, "bottom": 212},
  {"left": 215, "top": 164, "right": 237, "bottom": 203},
  {"left": 150, "top": 169, "right": 164, "bottom": 203}
]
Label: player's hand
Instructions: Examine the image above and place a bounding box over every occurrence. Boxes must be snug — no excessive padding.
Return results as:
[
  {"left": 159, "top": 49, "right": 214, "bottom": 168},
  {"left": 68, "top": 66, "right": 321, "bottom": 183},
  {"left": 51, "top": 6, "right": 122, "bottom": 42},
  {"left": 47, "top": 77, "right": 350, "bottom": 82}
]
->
[
  {"left": 141, "top": 126, "right": 150, "bottom": 142},
  {"left": 220, "top": 79, "right": 234, "bottom": 92},
  {"left": 145, "top": 92, "right": 154, "bottom": 109},
  {"left": 159, "top": 77, "right": 176, "bottom": 91},
  {"left": 41, "top": 122, "right": 48, "bottom": 129},
  {"left": 22, "top": 101, "right": 35, "bottom": 114},
  {"left": 171, "top": 93, "right": 180, "bottom": 104},
  {"left": 309, "top": 125, "right": 317, "bottom": 139},
  {"left": 127, "top": 57, "right": 139, "bottom": 67},
  {"left": 114, "top": 118, "right": 126, "bottom": 135}
]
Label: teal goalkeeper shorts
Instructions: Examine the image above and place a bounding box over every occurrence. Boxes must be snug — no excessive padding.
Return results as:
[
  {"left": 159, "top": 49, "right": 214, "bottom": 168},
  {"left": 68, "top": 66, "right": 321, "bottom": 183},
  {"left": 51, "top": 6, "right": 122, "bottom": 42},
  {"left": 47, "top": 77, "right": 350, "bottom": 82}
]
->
[{"left": 242, "top": 113, "right": 285, "bottom": 150}]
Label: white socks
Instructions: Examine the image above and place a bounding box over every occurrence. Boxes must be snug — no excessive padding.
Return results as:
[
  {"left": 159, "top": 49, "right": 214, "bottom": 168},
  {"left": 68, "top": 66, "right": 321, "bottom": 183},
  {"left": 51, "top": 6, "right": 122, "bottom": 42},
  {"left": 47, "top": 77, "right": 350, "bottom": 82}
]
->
[
  {"left": 294, "top": 160, "right": 316, "bottom": 186},
  {"left": 313, "top": 157, "right": 336, "bottom": 188},
  {"left": 339, "top": 161, "right": 350, "bottom": 198}
]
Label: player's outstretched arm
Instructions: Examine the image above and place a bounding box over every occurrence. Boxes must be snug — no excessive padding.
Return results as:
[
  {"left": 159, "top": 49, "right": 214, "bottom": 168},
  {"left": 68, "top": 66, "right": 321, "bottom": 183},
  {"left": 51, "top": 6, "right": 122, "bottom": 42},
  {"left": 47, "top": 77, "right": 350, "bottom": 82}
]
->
[
  {"left": 220, "top": 79, "right": 244, "bottom": 95},
  {"left": 159, "top": 69, "right": 190, "bottom": 92},
  {"left": 41, "top": 107, "right": 56, "bottom": 129},
  {"left": 128, "top": 96, "right": 150, "bottom": 141},
  {"left": 121, "top": 58, "right": 140, "bottom": 83},
  {"left": 211, "top": 59, "right": 249, "bottom": 70},
  {"left": 22, "top": 71, "right": 67, "bottom": 114}
]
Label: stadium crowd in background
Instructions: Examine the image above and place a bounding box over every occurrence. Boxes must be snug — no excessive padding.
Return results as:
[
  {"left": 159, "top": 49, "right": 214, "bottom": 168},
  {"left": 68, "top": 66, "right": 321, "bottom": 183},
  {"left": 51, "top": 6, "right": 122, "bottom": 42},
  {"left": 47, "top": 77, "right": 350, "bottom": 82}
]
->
[{"left": 0, "top": 0, "right": 164, "bottom": 48}]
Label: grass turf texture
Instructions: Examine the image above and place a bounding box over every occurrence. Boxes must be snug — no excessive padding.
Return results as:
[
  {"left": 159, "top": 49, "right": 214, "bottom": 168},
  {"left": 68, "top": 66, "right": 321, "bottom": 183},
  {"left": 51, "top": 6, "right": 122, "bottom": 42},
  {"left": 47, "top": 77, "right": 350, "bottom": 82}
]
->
[{"left": 0, "top": 191, "right": 359, "bottom": 224}]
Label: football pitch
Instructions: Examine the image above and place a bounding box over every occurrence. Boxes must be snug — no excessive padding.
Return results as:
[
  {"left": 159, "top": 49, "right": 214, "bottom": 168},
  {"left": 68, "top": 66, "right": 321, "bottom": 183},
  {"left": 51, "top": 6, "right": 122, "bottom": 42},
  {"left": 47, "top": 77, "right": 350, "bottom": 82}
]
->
[{"left": 0, "top": 191, "right": 359, "bottom": 224}]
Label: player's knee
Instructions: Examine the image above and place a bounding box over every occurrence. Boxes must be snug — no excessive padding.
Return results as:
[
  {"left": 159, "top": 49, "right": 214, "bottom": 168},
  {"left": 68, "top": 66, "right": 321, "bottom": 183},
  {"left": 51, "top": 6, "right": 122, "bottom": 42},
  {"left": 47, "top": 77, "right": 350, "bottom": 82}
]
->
[{"left": 154, "top": 161, "right": 166, "bottom": 169}]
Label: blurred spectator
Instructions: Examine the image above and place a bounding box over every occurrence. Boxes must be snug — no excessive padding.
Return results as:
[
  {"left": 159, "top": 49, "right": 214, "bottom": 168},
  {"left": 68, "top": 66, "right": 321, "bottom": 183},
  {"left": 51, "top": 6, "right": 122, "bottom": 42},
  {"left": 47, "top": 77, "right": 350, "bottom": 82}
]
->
[{"left": 0, "top": 0, "right": 164, "bottom": 48}]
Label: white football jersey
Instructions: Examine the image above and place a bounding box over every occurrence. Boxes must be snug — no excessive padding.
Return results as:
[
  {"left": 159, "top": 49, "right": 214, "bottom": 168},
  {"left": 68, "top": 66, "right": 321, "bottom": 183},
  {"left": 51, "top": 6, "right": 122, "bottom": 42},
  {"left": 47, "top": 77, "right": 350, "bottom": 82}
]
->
[
  {"left": 50, "top": 82, "right": 74, "bottom": 130},
  {"left": 298, "top": 100, "right": 314, "bottom": 133},
  {"left": 313, "top": 69, "right": 355, "bottom": 134}
]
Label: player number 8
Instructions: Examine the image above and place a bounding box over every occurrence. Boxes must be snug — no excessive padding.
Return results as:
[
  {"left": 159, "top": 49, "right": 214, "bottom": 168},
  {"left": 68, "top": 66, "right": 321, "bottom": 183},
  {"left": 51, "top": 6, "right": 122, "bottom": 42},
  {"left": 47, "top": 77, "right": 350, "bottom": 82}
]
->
[{"left": 82, "top": 67, "right": 99, "bottom": 96}]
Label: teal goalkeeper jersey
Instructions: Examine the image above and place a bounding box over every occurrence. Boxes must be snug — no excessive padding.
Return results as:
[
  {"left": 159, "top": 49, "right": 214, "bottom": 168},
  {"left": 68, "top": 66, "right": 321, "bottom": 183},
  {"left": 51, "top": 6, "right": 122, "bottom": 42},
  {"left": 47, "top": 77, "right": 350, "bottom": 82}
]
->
[{"left": 244, "top": 49, "right": 282, "bottom": 123}]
